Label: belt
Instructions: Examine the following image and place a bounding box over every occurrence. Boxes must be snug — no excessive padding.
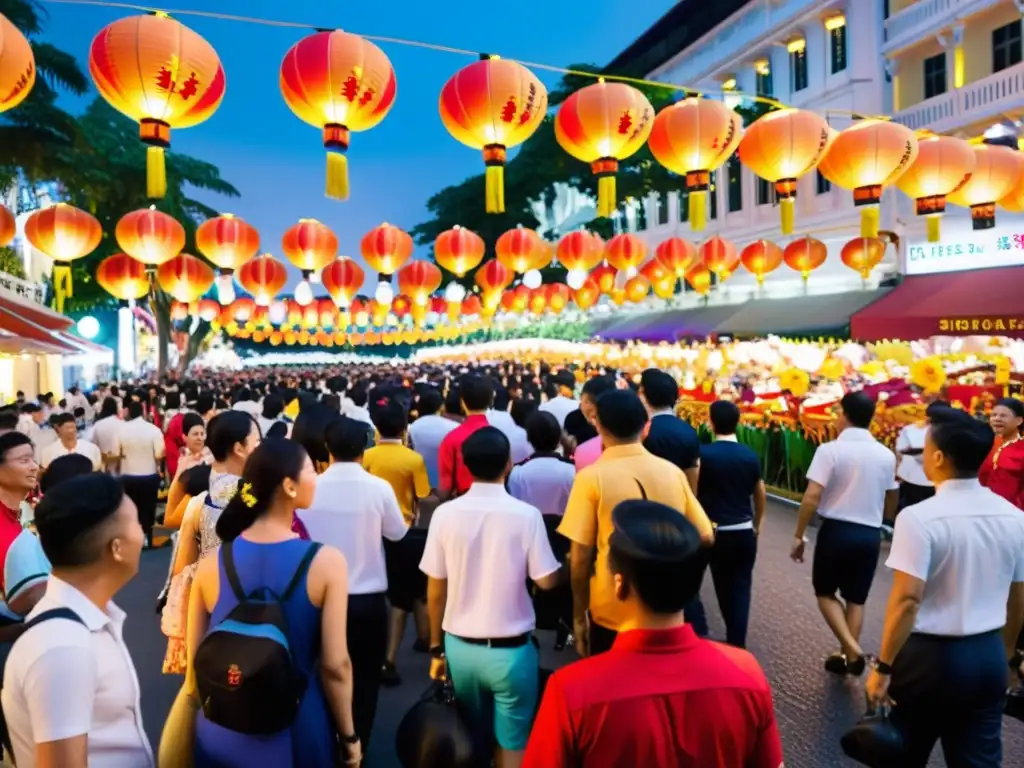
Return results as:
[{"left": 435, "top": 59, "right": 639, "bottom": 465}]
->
[
  {"left": 716, "top": 521, "right": 754, "bottom": 532},
  {"left": 450, "top": 632, "right": 531, "bottom": 648}
]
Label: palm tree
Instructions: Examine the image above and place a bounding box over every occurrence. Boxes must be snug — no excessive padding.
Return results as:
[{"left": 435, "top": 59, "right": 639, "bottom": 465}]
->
[{"left": 0, "top": 0, "right": 89, "bottom": 186}]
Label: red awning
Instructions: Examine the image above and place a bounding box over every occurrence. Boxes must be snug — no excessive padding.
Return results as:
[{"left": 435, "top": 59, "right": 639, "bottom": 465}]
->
[
  {"left": 850, "top": 266, "right": 1024, "bottom": 341},
  {"left": 0, "top": 295, "right": 80, "bottom": 354},
  {"left": 0, "top": 292, "right": 72, "bottom": 331},
  {"left": 53, "top": 331, "right": 111, "bottom": 355}
]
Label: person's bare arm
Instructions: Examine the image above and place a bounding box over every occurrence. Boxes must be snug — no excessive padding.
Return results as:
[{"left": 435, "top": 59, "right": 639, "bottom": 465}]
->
[
  {"left": 878, "top": 570, "right": 925, "bottom": 666},
  {"left": 753, "top": 479, "right": 767, "bottom": 535},
  {"left": 569, "top": 542, "right": 595, "bottom": 627},
  {"left": 684, "top": 465, "right": 699, "bottom": 494},
  {"left": 794, "top": 481, "right": 823, "bottom": 540},
  {"left": 427, "top": 576, "right": 448, "bottom": 648},
  {"left": 172, "top": 504, "right": 201, "bottom": 578},
  {"left": 884, "top": 489, "right": 899, "bottom": 522},
  {"left": 316, "top": 548, "right": 357, "bottom": 739},
  {"left": 36, "top": 736, "right": 88, "bottom": 768},
  {"left": 184, "top": 555, "right": 216, "bottom": 697},
  {"left": 1004, "top": 581, "right": 1024, "bottom": 661}
]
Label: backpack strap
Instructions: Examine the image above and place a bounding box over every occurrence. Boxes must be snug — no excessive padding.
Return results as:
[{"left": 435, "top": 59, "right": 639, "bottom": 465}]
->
[
  {"left": 222, "top": 541, "right": 246, "bottom": 602},
  {"left": 281, "top": 543, "right": 322, "bottom": 601},
  {"left": 24, "top": 607, "right": 84, "bottom": 632}
]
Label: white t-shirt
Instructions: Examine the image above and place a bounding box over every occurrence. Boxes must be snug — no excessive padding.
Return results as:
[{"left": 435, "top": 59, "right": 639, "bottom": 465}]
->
[
  {"left": 895, "top": 424, "right": 931, "bottom": 487},
  {"left": 507, "top": 455, "right": 576, "bottom": 517},
  {"left": 114, "top": 418, "right": 164, "bottom": 476},
  {"left": 539, "top": 396, "right": 579, "bottom": 429},
  {"left": 419, "top": 483, "right": 559, "bottom": 638},
  {"left": 408, "top": 414, "right": 458, "bottom": 489},
  {"left": 90, "top": 416, "right": 123, "bottom": 464},
  {"left": 806, "top": 428, "right": 898, "bottom": 528},
  {"left": 486, "top": 410, "right": 532, "bottom": 464},
  {"left": 39, "top": 439, "right": 102, "bottom": 472},
  {"left": 2, "top": 576, "right": 154, "bottom": 768},
  {"left": 299, "top": 463, "right": 408, "bottom": 595},
  {"left": 886, "top": 478, "right": 1024, "bottom": 636}
]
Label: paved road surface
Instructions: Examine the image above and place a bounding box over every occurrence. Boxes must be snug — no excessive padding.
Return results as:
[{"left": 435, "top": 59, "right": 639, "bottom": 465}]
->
[{"left": 122, "top": 500, "right": 1024, "bottom": 766}]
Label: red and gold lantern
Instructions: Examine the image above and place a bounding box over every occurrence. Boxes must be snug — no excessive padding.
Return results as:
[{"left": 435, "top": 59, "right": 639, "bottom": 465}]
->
[
  {"left": 0, "top": 12, "right": 35, "bottom": 113},
  {"left": 546, "top": 283, "right": 570, "bottom": 314},
  {"left": 700, "top": 236, "right": 739, "bottom": 281},
  {"left": 783, "top": 236, "right": 828, "bottom": 281},
  {"left": 116, "top": 208, "right": 185, "bottom": 267},
  {"left": 648, "top": 97, "right": 743, "bottom": 231},
  {"left": 555, "top": 81, "right": 653, "bottom": 218},
  {"left": 96, "top": 253, "right": 150, "bottom": 300},
  {"left": 237, "top": 254, "right": 288, "bottom": 306},
  {"left": 361, "top": 222, "right": 413, "bottom": 276},
  {"left": 24, "top": 203, "right": 102, "bottom": 312},
  {"left": 591, "top": 264, "right": 618, "bottom": 295},
  {"left": 196, "top": 298, "right": 219, "bottom": 322},
  {"left": 280, "top": 31, "right": 396, "bottom": 201},
  {"left": 89, "top": 14, "right": 225, "bottom": 198},
  {"left": 556, "top": 229, "right": 604, "bottom": 273},
  {"left": 528, "top": 287, "right": 547, "bottom": 315},
  {"left": 434, "top": 226, "right": 485, "bottom": 278},
  {"left": 947, "top": 143, "right": 1024, "bottom": 231},
  {"left": 685, "top": 264, "right": 713, "bottom": 296},
  {"left": 496, "top": 226, "right": 547, "bottom": 274},
  {"left": 229, "top": 297, "right": 255, "bottom": 323},
  {"left": 817, "top": 119, "right": 918, "bottom": 237},
  {"left": 654, "top": 237, "right": 697, "bottom": 279},
  {"left": 462, "top": 294, "right": 483, "bottom": 316},
  {"left": 157, "top": 253, "right": 214, "bottom": 303},
  {"left": 605, "top": 233, "right": 647, "bottom": 275},
  {"left": 474, "top": 259, "right": 514, "bottom": 297},
  {"left": 895, "top": 134, "right": 975, "bottom": 242},
  {"left": 321, "top": 258, "right": 364, "bottom": 307},
  {"left": 624, "top": 275, "right": 650, "bottom": 304},
  {"left": 501, "top": 285, "right": 529, "bottom": 313},
  {"left": 0, "top": 204, "right": 15, "bottom": 247},
  {"left": 740, "top": 240, "right": 783, "bottom": 284},
  {"left": 573, "top": 279, "right": 600, "bottom": 310},
  {"left": 840, "top": 236, "right": 887, "bottom": 280},
  {"left": 195, "top": 213, "right": 260, "bottom": 303},
  {"left": 282, "top": 218, "right": 338, "bottom": 281},
  {"left": 439, "top": 57, "right": 547, "bottom": 213},
  {"left": 397, "top": 261, "right": 442, "bottom": 306}
]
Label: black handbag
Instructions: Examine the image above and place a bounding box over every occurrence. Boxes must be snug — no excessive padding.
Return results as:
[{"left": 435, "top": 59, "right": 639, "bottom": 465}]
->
[
  {"left": 840, "top": 703, "right": 906, "bottom": 768},
  {"left": 395, "top": 680, "right": 487, "bottom": 768}
]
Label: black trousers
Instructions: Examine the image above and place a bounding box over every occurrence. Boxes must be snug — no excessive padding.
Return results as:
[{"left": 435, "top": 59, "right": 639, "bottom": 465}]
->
[
  {"left": 347, "top": 592, "right": 388, "bottom": 751},
  {"left": 691, "top": 529, "right": 757, "bottom": 648},
  {"left": 889, "top": 630, "right": 1006, "bottom": 767},
  {"left": 121, "top": 474, "right": 161, "bottom": 542}
]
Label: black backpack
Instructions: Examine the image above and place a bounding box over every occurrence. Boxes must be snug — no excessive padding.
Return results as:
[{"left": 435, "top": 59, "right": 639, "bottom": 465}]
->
[{"left": 193, "top": 541, "right": 321, "bottom": 736}]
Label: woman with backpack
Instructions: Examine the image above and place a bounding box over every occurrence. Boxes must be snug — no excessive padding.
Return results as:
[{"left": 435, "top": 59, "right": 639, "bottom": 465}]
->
[{"left": 160, "top": 439, "right": 361, "bottom": 767}]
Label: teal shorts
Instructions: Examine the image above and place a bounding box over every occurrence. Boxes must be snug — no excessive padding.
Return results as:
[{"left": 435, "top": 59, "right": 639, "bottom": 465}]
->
[{"left": 444, "top": 633, "right": 539, "bottom": 750}]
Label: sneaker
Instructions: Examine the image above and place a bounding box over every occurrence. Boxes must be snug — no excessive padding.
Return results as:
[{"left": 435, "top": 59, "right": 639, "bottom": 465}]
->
[
  {"left": 381, "top": 661, "right": 401, "bottom": 687},
  {"left": 824, "top": 652, "right": 848, "bottom": 675}
]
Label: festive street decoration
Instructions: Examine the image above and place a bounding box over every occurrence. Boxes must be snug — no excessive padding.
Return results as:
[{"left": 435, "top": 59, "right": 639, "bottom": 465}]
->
[
  {"left": 816, "top": 119, "right": 918, "bottom": 238},
  {"left": 24, "top": 203, "right": 102, "bottom": 312},
  {"left": 783, "top": 236, "right": 828, "bottom": 281},
  {"left": 321, "top": 258, "right": 365, "bottom": 307},
  {"left": 280, "top": 30, "right": 396, "bottom": 201},
  {"left": 439, "top": 56, "right": 547, "bottom": 213},
  {"left": 624, "top": 274, "right": 650, "bottom": 303},
  {"left": 684, "top": 264, "right": 712, "bottom": 295},
  {"left": 237, "top": 253, "right": 288, "bottom": 306},
  {"left": 557, "top": 229, "right": 604, "bottom": 289},
  {"left": 0, "top": 11, "right": 35, "bottom": 113},
  {"left": 115, "top": 208, "right": 185, "bottom": 266},
  {"left": 195, "top": 213, "right": 260, "bottom": 305},
  {"left": 361, "top": 222, "right": 413, "bottom": 276},
  {"left": 573, "top": 278, "right": 600, "bottom": 310},
  {"left": 96, "top": 253, "right": 150, "bottom": 300},
  {"left": 654, "top": 237, "right": 697, "bottom": 279},
  {"left": 591, "top": 264, "right": 618, "bottom": 295},
  {"left": 156, "top": 253, "right": 215, "bottom": 303},
  {"left": 947, "top": 143, "right": 1024, "bottom": 231},
  {"left": 700, "top": 236, "right": 739, "bottom": 282},
  {"left": 0, "top": 204, "right": 14, "bottom": 247},
  {"left": 397, "top": 261, "right": 442, "bottom": 306},
  {"left": 740, "top": 239, "right": 783, "bottom": 284},
  {"left": 895, "top": 134, "right": 975, "bottom": 243},
  {"left": 433, "top": 226, "right": 485, "bottom": 278},
  {"left": 604, "top": 232, "right": 647, "bottom": 275},
  {"left": 495, "top": 226, "right": 547, "bottom": 274},
  {"left": 738, "top": 109, "right": 831, "bottom": 235},
  {"left": 555, "top": 81, "right": 653, "bottom": 218},
  {"left": 89, "top": 14, "right": 225, "bottom": 197},
  {"left": 648, "top": 97, "right": 742, "bottom": 231},
  {"left": 282, "top": 218, "right": 338, "bottom": 304},
  {"left": 840, "top": 236, "right": 887, "bottom": 280},
  {"left": 474, "top": 258, "right": 514, "bottom": 297}
]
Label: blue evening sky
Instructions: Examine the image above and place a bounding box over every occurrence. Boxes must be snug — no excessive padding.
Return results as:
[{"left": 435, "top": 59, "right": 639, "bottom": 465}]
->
[{"left": 40, "top": 0, "right": 674, "bottom": 287}]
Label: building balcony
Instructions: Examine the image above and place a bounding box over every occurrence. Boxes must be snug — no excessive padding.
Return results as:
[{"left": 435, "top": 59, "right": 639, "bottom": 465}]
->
[
  {"left": 891, "top": 58, "right": 1024, "bottom": 132},
  {"left": 883, "top": 0, "right": 1005, "bottom": 56}
]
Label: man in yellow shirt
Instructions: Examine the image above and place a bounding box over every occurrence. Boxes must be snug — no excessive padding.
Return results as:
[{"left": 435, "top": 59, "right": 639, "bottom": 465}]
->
[
  {"left": 559, "top": 389, "right": 715, "bottom": 657},
  {"left": 364, "top": 401, "right": 433, "bottom": 685}
]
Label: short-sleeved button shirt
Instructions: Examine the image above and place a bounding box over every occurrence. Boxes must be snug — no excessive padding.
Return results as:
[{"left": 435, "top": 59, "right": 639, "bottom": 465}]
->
[
  {"left": 362, "top": 441, "right": 432, "bottom": 524},
  {"left": 806, "top": 427, "right": 898, "bottom": 528},
  {"left": 437, "top": 414, "right": 490, "bottom": 496}
]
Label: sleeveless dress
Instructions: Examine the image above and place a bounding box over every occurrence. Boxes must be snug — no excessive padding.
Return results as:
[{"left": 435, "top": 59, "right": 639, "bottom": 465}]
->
[{"left": 195, "top": 537, "right": 335, "bottom": 767}]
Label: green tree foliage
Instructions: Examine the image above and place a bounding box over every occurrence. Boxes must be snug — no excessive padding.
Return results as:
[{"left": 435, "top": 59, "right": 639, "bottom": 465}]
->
[
  {"left": 411, "top": 64, "right": 771, "bottom": 286},
  {"left": 0, "top": 245, "right": 27, "bottom": 279}
]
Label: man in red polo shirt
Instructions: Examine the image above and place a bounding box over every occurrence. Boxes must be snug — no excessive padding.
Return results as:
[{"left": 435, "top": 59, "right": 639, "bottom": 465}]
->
[
  {"left": 437, "top": 374, "right": 494, "bottom": 499},
  {"left": 524, "top": 500, "right": 783, "bottom": 768},
  {"left": 0, "top": 432, "right": 41, "bottom": 630}
]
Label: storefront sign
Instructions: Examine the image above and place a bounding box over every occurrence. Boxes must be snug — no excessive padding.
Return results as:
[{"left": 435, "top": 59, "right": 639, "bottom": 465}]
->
[
  {"left": 906, "top": 229, "right": 1024, "bottom": 275},
  {"left": 0, "top": 273, "right": 45, "bottom": 304},
  {"left": 937, "top": 315, "right": 1024, "bottom": 334}
]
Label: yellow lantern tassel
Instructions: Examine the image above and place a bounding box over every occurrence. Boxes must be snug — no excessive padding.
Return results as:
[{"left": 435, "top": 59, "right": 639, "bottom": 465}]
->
[
  {"left": 597, "top": 175, "right": 616, "bottom": 218},
  {"left": 926, "top": 215, "right": 941, "bottom": 243},
  {"left": 860, "top": 206, "right": 880, "bottom": 238},
  {"left": 146, "top": 146, "right": 167, "bottom": 199},
  {"left": 780, "top": 197, "right": 795, "bottom": 235},
  {"left": 689, "top": 190, "right": 707, "bottom": 232},
  {"left": 326, "top": 152, "right": 350, "bottom": 201},
  {"left": 52, "top": 263, "right": 72, "bottom": 314},
  {"left": 485, "top": 165, "right": 505, "bottom": 213}
]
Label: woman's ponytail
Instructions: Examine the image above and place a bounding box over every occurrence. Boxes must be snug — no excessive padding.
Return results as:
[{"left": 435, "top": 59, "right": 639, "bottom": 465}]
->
[{"left": 215, "top": 479, "right": 268, "bottom": 542}]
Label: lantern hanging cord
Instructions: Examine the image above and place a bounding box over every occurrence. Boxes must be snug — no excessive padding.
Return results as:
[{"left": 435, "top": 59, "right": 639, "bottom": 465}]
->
[{"left": 40, "top": 0, "right": 885, "bottom": 122}]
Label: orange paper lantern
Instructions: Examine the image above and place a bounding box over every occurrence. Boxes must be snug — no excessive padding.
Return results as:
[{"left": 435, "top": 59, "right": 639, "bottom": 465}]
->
[
  {"left": 737, "top": 108, "right": 831, "bottom": 234},
  {"left": 527, "top": 287, "right": 548, "bottom": 315},
  {"left": 0, "top": 12, "right": 36, "bottom": 113},
  {"left": 783, "top": 236, "right": 828, "bottom": 280},
  {"left": 739, "top": 240, "right": 783, "bottom": 284},
  {"left": 545, "top": 283, "right": 570, "bottom": 314},
  {"left": 434, "top": 226, "right": 485, "bottom": 278},
  {"left": 605, "top": 233, "right": 647, "bottom": 274},
  {"left": 116, "top": 208, "right": 185, "bottom": 267},
  {"left": 229, "top": 297, "right": 255, "bottom": 323},
  {"left": 195, "top": 214, "right": 260, "bottom": 298},
  {"left": 895, "top": 134, "right": 975, "bottom": 242},
  {"left": 624, "top": 275, "right": 650, "bottom": 303},
  {"left": 474, "top": 259, "right": 514, "bottom": 296},
  {"left": 170, "top": 300, "right": 189, "bottom": 322},
  {"left": 0, "top": 204, "right": 14, "bottom": 247},
  {"left": 280, "top": 30, "right": 396, "bottom": 201},
  {"left": 397, "top": 261, "right": 442, "bottom": 306},
  {"left": 640, "top": 259, "right": 671, "bottom": 284},
  {"left": 439, "top": 57, "right": 547, "bottom": 213},
  {"left": 196, "top": 298, "right": 219, "bottom": 322},
  {"left": 652, "top": 278, "right": 677, "bottom": 300},
  {"left": 591, "top": 264, "right": 618, "bottom": 295},
  {"left": 461, "top": 294, "right": 483, "bottom": 316},
  {"left": 947, "top": 144, "right": 1024, "bottom": 231},
  {"left": 817, "top": 119, "right": 918, "bottom": 237},
  {"left": 555, "top": 81, "right": 653, "bottom": 218},
  {"left": 556, "top": 230, "right": 604, "bottom": 273},
  {"left": 685, "top": 264, "right": 713, "bottom": 295},
  {"left": 654, "top": 237, "right": 697, "bottom": 278},
  {"left": 96, "top": 253, "right": 150, "bottom": 301},
  {"left": 282, "top": 218, "right": 338, "bottom": 280},
  {"left": 24, "top": 203, "right": 102, "bottom": 312},
  {"left": 648, "top": 97, "right": 743, "bottom": 231},
  {"left": 89, "top": 14, "right": 225, "bottom": 198},
  {"left": 700, "top": 236, "right": 739, "bottom": 281},
  {"left": 157, "top": 253, "right": 214, "bottom": 303},
  {"left": 496, "top": 226, "right": 547, "bottom": 274},
  {"left": 501, "top": 285, "right": 529, "bottom": 313},
  {"left": 840, "top": 236, "right": 887, "bottom": 280},
  {"left": 573, "top": 279, "right": 600, "bottom": 310},
  {"left": 321, "top": 258, "right": 365, "bottom": 307},
  {"left": 361, "top": 222, "right": 413, "bottom": 276},
  {"left": 237, "top": 254, "right": 288, "bottom": 306}
]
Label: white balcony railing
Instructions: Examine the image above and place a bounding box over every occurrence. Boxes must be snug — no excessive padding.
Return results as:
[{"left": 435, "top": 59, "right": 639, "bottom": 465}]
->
[
  {"left": 892, "top": 60, "right": 1024, "bottom": 131},
  {"left": 884, "top": 0, "right": 1004, "bottom": 54}
]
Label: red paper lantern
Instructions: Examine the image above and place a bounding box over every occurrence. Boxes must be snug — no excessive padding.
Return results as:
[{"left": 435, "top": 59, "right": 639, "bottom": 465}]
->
[
  {"left": 321, "top": 258, "right": 364, "bottom": 307},
  {"left": 573, "top": 279, "right": 600, "bottom": 310},
  {"left": 361, "top": 222, "right": 413, "bottom": 276},
  {"left": 605, "top": 233, "right": 647, "bottom": 274},
  {"left": 196, "top": 213, "right": 260, "bottom": 292},
  {"left": 229, "top": 297, "right": 255, "bottom": 322},
  {"left": 196, "top": 298, "right": 219, "bottom": 322},
  {"left": 157, "top": 253, "right": 215, "bottom": 302},
  {"left": 556, "top": 230, "right": 605, "bottom": 272},
  {"left": 685, "top": 264, "right": 713, "bottom": 295},
  {"left": 96, "top": 253, "right": 150, "bottom": 300},
  {"left": 496, "top": 226, "right": 548, "bottom": 274},
  {"left": 700, "top": 236, "right": 739, "bottom": 281},
  {"left": 282, "top": 219, "right": 338, "bottom": 281},
  {"left": 0, "top": 13, "right": 35, "bottom": 113},
  {"left": 170, "top": 300, "right": 189, "bottom": 322},
  {"left": 501, "top": 285, "right": 529, "bottom": 313},
  {"left": 625, "top": 275, "right": 651, "bottom": 303},
  {"left": 740, "top": 240, "right": 783, "bottom": 284},
  {"left": 462, "top": 294, "right": 483, "bottom": 316},
  {"left": 0, "top": 204, "right": 14, "bottom": 247},
  {"left": 783, "top": 236, "right": 828, "bottom": 280},
  {"left": 546, "top": 283, "right": 570, "bottom": 314},
  {"left": 474, "top": 259, "right": 514, "bottom": 296},
  {"left": 24, "top": 203, "right": 102, "bottom": 312},
  {"left": 654, "top": 237, "right": 697, "bottom": 278},
  {"left": 528, "top": 287, "right": 547, "bottom": 315},
  {"left": 591, "top": 264, "right": 618, "bottom": 294},
  {"left": 434, "top": 226, "right": 485, "bottom": 278},
  {"left": 237, "top": 254, "right": 288, "bottom": 306},
  {"left": 840, "top": 236, "right": 887, "bottom": 279},
  {"left": 397, "top": 261, "right": 442, "bottom": 306},
  {"left": 116, "top": 208, "right": 185, "bottom": 267}
]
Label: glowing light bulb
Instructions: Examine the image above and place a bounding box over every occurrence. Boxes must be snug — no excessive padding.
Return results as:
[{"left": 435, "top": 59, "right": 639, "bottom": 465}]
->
[
  {"left": 566, "top": 268, "right": 587, "bottom": 290},
  {"left": 445, "top": 282, "right": 466, "bottom": 303},
  {"left": 523, "top": 270, "right": 542, "bottom": 289},
  {"left": 375, "top": 281, "right": 394, "bottom": 305},
  {"left": 216, "top": 276, "right": 235, "bottom": 305},
  {"left": 268, "top": 301, "right": 287, "bottom": 325},
  {"left": 294, "top": 280, "right": 313, "bottom": 306}
]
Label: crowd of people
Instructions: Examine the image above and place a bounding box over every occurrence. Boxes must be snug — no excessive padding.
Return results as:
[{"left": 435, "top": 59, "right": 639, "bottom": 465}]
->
[{"left": 0, "top": 359, "right": 1021, "bottom": 767}]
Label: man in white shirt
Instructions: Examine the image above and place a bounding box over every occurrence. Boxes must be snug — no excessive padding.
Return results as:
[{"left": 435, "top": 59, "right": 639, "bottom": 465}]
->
[
  {"left": 420, "top": 426, "right": 561, "bottom": 765},
  {"left": 888, "top": 402, "right": 942, "bottom": 536},
  {"left": 507, "top": 412, "right": 576, "bottom": 519},
  {"left": 3, "top": 473, "right": 152, "bottom": 768},
  {"left": 230, "top": 388, "right": 261, "bottom": 417},
  {"left": 866, "top": 407, "right": 1024, "bottom": 766},
  {"left": 791, "top": 391, "right": 898, "bottom": 676},
  {"left": 539, "top": 370, "right": 579, "bottom": 429},
  {"left": 408, "top": 389, "right": 457, "bottom": 490},
  {"left": 39, "top": 413, "right": 101, "bottom": 472},
  {"left": 299, "top": 417, "right": 408, "bottom": 752},
  {"left": 90, "top": 397, "right": 124, "bottom": 474},
  {"left": 112, "top": 401, "right": 165, "bottom": 548}
]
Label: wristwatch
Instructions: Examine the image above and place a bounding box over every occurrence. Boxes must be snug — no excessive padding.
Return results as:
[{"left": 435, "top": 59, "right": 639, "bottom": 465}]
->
[
  {"left": 875, "top": 660, "right": 893, "bottom": 676},
  {"left": 429, "top": 645, "right": 445, "bottom": 659},
  {"left": 341, "top": 732, "right": 359, "bottom": 745}
]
